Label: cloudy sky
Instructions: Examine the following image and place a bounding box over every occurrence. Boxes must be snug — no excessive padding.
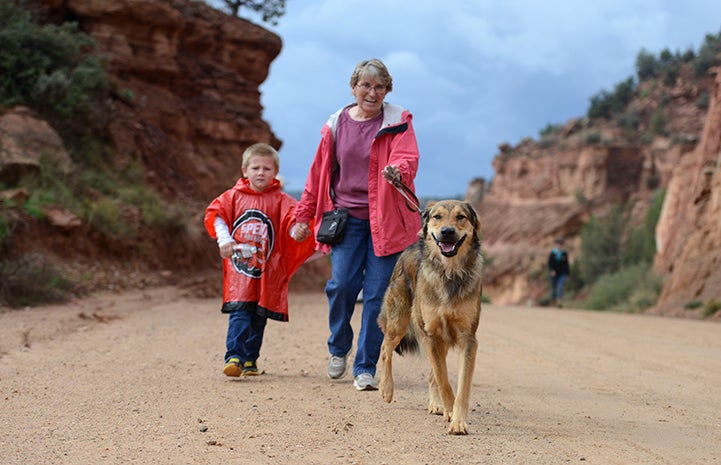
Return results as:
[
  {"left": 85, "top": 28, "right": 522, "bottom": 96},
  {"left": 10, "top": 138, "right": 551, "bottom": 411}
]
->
[{"left": 229, "top": 1, "right": 719, "bottom": 198}]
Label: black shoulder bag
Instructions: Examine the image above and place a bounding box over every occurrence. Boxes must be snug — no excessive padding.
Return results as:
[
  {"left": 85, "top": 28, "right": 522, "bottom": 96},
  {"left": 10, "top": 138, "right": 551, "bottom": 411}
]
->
[{"left": 316, "top": 151, "right": 348, "bottom": 245}]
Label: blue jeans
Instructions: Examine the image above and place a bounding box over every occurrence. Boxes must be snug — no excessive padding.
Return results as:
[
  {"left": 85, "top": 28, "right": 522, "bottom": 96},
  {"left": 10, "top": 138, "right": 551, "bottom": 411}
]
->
[
  {"left": 225, "top": 309, "right": 267, "bottom": 363},
  {"left": 550, "top": 273, "right": 568, "bottom": 301},
  {"left": 326, "top": 216, "right": 400, "bottom": 377}
]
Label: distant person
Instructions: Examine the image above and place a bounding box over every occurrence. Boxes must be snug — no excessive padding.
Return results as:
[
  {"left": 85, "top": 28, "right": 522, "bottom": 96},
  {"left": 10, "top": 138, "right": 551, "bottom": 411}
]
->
[
  {"left": 204, "top": 143, "right": 315, "bottom": 377},
  {"left": 548, "top": 237, "right": 570, "bottom": 307},
  {"left": 291, "top": 58, "right": 421, "bottom": 391}
]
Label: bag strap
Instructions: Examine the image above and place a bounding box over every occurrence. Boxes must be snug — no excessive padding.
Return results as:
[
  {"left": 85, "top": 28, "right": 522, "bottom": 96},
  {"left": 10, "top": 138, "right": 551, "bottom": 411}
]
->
[{"left": 329, "top": 148, "right": 339, "bottom": 203}]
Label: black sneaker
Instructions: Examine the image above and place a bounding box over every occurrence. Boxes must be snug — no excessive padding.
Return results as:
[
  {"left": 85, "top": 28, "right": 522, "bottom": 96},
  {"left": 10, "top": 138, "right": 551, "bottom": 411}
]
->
[{"left": 242, "top": 360, "right": 259, "bottom": 376}]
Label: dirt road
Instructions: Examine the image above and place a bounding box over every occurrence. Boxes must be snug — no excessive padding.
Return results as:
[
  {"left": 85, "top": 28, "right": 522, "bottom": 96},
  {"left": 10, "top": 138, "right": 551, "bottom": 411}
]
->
[{"left": 1, "top": 287, "right": 720, "bottom": 464}]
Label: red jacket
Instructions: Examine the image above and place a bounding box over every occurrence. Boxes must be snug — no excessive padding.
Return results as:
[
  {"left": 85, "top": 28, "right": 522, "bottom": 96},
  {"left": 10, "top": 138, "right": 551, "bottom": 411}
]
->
[
  {"left": 295, "top": 102, "right": 422, "bottom": 256},
  {"left": 204, "top": 178, "right": 315, "bottom": 321}
]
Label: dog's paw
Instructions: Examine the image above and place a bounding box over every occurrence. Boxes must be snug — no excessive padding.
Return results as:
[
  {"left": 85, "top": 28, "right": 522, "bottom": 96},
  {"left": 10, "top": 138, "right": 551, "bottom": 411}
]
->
[
  {"left": 427, "top": 403, "right": 445, "bottom": 416},
  {"left": 448, "top": 418, "right": 469, "bottom": 435},
  {"left": 379, "top": 381, "right": 393, "bottom": 403}
]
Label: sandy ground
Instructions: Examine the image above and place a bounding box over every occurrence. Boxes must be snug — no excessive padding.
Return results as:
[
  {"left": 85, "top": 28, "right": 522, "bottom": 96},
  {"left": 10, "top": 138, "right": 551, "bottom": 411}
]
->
[{"left": 1, "top": 287, "right": 720, "bottom": 465}]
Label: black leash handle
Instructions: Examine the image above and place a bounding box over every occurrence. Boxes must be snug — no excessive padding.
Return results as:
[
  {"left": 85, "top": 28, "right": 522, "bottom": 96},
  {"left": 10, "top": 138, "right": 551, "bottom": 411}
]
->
[{"left": 392, "top": 179, "right": 421, "bottom": 213}]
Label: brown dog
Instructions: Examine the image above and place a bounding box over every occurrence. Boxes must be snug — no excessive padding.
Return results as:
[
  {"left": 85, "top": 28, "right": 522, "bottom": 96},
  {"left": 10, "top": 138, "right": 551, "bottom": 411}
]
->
[{"left": 378, "top": 200, "right": 483, "bottom": 435}]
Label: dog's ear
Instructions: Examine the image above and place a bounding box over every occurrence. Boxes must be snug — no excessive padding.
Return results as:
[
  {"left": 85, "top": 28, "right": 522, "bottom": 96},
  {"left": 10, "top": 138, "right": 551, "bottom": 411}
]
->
[
  {"left": 421, "top": 201, "right": 436, "bottom": 238},
  {"left": 464, "top": 202, "right": 481, "bottom": 235}
]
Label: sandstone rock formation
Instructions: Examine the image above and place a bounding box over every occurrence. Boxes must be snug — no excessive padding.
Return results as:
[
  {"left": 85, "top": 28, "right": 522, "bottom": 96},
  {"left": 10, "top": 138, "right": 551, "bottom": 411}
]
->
[
  {"left": 0, "top": 107, "right": 73, "bottom": 185},
  {"left": 41, "top": 0, "right": 282, "bottom": 203},
  {"left": 653, "top": 68, "right": 721, "bottom": 315},
  {"left": 469, "top": 65, "right": 715, "bottom": 313}
]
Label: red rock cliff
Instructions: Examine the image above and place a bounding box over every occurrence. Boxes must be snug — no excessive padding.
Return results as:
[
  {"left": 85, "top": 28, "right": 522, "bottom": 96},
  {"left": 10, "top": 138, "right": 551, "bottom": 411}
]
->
[
  {"left": 42, "top": 0, "right": 282, "bottom": 203},
  {"left": 653, "top": 68, "right": 721, "bottom": 316},
  {"left": 469, "top": 66, "right": 715, "bottom": 314}
]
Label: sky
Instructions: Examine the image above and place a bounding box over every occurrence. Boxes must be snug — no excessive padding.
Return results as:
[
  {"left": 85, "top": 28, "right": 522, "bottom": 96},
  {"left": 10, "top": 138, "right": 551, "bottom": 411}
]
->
[{"left": 221, "top": 1, "right": 720, "bottom": 198}]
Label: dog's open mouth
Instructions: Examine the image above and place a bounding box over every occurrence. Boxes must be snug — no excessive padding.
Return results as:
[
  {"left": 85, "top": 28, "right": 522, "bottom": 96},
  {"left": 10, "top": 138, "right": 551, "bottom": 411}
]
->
[{"left": 431, "top": 233, "right": 467, "bottom": 257}]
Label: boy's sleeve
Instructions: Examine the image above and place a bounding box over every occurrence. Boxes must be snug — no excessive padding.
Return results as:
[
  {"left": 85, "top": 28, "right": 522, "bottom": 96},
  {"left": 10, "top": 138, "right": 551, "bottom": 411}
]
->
[{"left": 204, "top": 192, "right": 230, "bottom": 240}]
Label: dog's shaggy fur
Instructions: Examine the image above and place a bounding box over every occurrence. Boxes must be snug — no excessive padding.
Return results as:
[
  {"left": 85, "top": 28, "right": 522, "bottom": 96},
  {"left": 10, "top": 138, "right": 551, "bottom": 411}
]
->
[{"left": 378, "top": 200, "right": 483, "bottom": 435}]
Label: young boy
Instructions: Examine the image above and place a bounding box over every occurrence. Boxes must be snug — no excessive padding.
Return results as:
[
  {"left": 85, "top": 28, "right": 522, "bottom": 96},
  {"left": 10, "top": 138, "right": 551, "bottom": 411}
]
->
[{"left": 204, "top": 143, "right": 315, "bottom": 377}]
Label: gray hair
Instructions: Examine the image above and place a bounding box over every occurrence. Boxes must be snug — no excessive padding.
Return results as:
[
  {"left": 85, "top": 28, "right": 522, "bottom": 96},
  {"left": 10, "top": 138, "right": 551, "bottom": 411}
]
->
[{"left": 349, "top": 58, "right": 393, "bottom": 93}]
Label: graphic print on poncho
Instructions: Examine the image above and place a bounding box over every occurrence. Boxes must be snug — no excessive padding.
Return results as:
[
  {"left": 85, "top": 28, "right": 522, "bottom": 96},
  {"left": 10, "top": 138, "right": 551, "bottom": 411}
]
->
[{"left": 231, "top": 209, "right": 275, "bottom": 278}]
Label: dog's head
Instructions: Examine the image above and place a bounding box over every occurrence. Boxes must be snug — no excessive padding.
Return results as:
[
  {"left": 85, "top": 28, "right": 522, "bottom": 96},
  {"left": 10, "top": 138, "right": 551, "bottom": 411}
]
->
[{"left": 421, "top": 200, "right": 481, "bottom": 258}]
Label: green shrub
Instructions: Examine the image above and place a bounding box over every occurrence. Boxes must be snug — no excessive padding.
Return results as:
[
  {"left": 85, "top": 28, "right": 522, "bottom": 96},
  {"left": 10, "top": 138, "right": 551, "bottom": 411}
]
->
[
  {"left": 693, "top": 30, "right": 721, "bottom": 77},
  {"left": 683, "top": 300, "right": 703, "bottom": 309},
  {"left": 695, "top": 92, "right": 710, "bottom": 110},
  {"left": 635, "top": 49, "right": 659, "bottom": 81},
  {"left": 539, "top": 123, "right": 561, "bottom": 138},
  {"left": 578, "top": 205, "right": 626, "bottom": 285},
  {"left": 584, "top": 131, "right": 602, "bottom": 144},
  {"left": 587, "top": 76, "right": 636, "bottom": 119},
  {"left": 621, "top": 191, "right": 664, "bottom": 266},
  {"left": 703, "top": 300, "right": 721, "bottom": 318},
  {"left": 86, "top": 197, "right": 136, "bottom": 237},
  {"left": 0, "top": 254, "right": 75, "bottom": 308},
  {"left": 0, "top": 1, "right": 109, "bottom": 135},
  {"left": 650, "top": 110, "right": 667, "bottom": 136},
  {"left": 583, "top": 264, "right": 660, "bottom": 311}
]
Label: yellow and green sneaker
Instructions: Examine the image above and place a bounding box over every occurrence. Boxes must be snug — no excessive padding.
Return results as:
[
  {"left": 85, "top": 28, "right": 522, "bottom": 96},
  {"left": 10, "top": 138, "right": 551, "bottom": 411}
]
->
[
  {"left": 223, "top": 357, "right": 241, "bottom": 377},
  {"left": 242, "top": 360, "right": 259, "bottom": 376}
]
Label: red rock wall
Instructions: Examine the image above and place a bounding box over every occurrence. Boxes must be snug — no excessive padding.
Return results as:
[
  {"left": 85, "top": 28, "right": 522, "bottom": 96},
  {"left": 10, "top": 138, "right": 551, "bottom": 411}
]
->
[
  {"left": 653, "top": 68, "right": 721, "bottom": 315},
  {"left": 473, "top": 65, "right": 719, "bottom": 314},
  {"left": 41, "top": 0, "right": 282, "bottom": 203}
]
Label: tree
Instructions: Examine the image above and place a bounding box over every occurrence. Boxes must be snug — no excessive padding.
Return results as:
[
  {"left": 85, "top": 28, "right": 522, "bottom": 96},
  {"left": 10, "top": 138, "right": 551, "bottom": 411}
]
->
[
  {"left": 221, "top": 0, "right": 286, "bottom": 25},
  {"left": 635, "top": 48, "right": 659, "bottom": 81}
]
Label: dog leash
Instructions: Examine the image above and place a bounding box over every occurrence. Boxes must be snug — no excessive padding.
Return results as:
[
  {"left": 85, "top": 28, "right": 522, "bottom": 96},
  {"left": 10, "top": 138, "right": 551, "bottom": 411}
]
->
[{"left": 391, "top": 178, "right": 421, "bottom": 213}]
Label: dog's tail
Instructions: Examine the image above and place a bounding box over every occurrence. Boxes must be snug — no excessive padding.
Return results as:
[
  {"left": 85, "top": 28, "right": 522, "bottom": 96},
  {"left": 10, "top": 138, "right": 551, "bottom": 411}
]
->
[{"left": 395, "top": 324, "right": 420, "bottom": 355}]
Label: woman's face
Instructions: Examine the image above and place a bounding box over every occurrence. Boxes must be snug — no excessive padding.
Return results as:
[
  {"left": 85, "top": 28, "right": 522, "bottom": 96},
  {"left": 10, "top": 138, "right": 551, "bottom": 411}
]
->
[{"left": 351, "top": 75, "right": 387, "bottom": 116}]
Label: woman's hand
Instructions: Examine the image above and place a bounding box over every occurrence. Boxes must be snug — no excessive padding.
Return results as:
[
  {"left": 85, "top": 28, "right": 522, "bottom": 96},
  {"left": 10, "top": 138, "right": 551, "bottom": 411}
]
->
[{"left": 382, "top": 165, "right": 400, "bottom": 184}]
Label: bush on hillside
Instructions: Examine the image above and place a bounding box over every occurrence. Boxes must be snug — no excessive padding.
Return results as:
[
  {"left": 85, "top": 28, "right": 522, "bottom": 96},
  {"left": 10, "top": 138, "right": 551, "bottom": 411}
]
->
[
  {"left": 583, "top": 263, "right": 662, "bottom": 312},
  {"left": 587, "top": 77, "right": 636, "bottom": 119},
  {"left": 0, "top": 1, "right": 109, "bottom": 137}
]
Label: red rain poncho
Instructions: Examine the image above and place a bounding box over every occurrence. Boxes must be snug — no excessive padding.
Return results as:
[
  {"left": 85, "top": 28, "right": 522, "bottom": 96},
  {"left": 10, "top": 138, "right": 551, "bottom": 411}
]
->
[{"left": 204, "top": 178, "right": 315, "bottom": 321}]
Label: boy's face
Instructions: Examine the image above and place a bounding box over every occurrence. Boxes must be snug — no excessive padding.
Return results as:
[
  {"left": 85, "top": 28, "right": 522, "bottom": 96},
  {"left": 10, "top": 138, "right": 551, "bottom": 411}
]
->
[{"left": 243, "top": 155, "right": 278, "bottom": 192}]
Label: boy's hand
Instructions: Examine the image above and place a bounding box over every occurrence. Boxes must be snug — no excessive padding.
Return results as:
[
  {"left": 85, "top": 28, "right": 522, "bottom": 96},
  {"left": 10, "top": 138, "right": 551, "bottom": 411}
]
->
[
  {"left": 291, "top": 222, "right": 310, "bottom": 242},
  {"left": 234, "top": 243, "right": 256, "bottom": 258},
  {"left": 219, "top": 242, "right": 235, "bottom": 259}
]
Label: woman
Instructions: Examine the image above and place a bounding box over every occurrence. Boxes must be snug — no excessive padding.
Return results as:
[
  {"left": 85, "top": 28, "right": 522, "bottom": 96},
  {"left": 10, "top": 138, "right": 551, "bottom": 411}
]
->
[{"left": 291, "top": 58, "right": 421, "bottom": 391}]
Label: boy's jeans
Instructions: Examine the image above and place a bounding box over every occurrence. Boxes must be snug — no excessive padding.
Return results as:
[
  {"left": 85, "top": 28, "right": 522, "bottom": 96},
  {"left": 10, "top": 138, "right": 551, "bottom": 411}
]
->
[
  {"left": 225, "top": 309, "right": 267, "bottom": 363},
  {"left": 326, "top": 216, "right": 400, "bottom": 377}
]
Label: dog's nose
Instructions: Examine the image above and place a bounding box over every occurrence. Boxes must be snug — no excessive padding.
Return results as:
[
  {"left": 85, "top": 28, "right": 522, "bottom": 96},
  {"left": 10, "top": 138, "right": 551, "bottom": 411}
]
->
[{"left": 440, "top": 226, "right": 456, "bottom": 237}]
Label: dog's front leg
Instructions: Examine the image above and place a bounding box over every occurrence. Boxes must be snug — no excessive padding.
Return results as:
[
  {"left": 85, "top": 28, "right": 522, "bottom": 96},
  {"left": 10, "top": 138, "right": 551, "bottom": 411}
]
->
[
  {"left": 427, "top": 370, "right": 444, "bottom": 415},
  {"left": 424, "top": 336, "right": 454, "bottom": 421},
  {"left": 448, "top": 336, "right": 478, "bottom": 435}
]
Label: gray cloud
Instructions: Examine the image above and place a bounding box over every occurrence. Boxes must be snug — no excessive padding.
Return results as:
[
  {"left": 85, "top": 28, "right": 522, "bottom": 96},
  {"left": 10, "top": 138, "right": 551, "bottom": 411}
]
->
[{"left": 243, "top": 0, "right": 720, "bottom": 197}]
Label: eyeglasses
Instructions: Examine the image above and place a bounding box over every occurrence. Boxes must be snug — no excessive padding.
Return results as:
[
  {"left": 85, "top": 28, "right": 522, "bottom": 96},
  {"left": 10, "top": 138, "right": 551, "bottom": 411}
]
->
[{"left": 356, "top": 83, "right": 386, "bottom": 94}]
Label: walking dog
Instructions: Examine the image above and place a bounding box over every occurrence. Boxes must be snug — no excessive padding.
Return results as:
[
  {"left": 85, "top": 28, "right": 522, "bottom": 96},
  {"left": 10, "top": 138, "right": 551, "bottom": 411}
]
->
[{"left": 378, "top": 200, "right": 483, "bottom": 435}]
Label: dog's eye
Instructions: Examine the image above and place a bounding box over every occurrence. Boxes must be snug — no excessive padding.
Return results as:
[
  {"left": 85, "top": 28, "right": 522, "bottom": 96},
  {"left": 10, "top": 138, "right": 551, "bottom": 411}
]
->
[
  {"left": 456, "top": 214, "right": 466, "bottom": 221},
  {"left": 432, "top": 214, "right": 442, "bottom": 220}
]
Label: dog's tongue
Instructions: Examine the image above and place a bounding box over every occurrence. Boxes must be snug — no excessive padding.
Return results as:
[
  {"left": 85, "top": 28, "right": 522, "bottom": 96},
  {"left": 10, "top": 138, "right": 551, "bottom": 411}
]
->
[{"left": 439, "top": 241, "right": 455, "bottom": 253}]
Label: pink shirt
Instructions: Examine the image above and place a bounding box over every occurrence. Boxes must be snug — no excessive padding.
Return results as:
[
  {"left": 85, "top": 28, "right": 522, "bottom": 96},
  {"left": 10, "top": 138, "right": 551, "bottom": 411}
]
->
[{"left": 332, "top": 108, "right": 383, "bottom": 220}]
